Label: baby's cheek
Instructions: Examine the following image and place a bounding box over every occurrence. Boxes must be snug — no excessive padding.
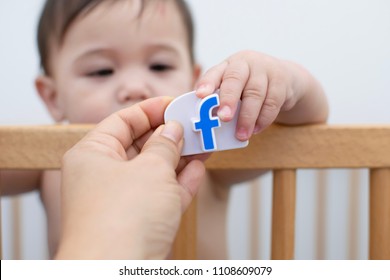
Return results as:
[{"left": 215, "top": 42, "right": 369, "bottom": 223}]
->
[{"left": 66, "top": 102, "right": 113, "bottom": 124}]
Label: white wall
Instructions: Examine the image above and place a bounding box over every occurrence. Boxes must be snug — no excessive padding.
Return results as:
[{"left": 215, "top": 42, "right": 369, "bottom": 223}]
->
[{"left": 1, "top": 0, "right": 389, "bottom": 259}]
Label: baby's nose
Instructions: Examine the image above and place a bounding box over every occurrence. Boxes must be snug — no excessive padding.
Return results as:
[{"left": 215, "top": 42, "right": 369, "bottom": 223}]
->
[{"left": 117, "top": 77, "right": 152, "bottom": 103}]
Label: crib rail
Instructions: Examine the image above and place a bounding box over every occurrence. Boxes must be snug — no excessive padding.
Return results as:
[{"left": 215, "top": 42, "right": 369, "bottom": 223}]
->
[{"left": 1, "top": 124, "right": 390, "bottom": 259}]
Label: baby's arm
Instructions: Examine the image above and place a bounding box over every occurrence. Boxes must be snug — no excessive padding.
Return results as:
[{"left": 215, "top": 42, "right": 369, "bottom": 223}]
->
[
  {"left": 0, "top": 170, "right": 42, "bottom": 195},
  {"left": 1, "top": 170, "right": 61, "bottom": 258},
  {"left": 40, "top": 170, "right": 62, "bottom": 258},
  {"left": 209, "top": 169, "right": 268, "bottom": 187},
  {"left": 196, "top": 50, "right": 328, "bottom": 141}
]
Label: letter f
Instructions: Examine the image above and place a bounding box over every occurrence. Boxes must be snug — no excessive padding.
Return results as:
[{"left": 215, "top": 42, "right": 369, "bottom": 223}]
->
[{"left": 193, "top": 94, "right": 221, "bottom": 151}]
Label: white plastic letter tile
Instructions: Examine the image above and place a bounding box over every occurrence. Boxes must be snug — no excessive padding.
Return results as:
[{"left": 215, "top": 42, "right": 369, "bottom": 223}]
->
[{"left": 164, "top": 91, "right": 249, "bottom": 155}]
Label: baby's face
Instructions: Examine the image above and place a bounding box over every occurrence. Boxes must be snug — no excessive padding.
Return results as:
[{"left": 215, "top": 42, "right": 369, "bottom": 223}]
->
[{"left": 43, "top": 0, "right": 199, "bottom": 123}]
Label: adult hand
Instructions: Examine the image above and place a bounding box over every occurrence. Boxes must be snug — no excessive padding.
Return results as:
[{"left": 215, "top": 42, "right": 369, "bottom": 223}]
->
[{"left": 56, "top": 97, "right": 206, "bottom": 259}]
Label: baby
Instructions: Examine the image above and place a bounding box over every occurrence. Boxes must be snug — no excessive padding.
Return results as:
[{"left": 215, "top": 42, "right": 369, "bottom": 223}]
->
[{"left": 2, "top": 0, "right": 328, "bottom": 259}]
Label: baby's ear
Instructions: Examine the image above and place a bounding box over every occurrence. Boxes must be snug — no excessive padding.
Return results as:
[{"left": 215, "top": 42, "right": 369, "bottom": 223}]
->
[
  {"left": 35, "top": 75, "right": 65, "bottom": 122},
  {"left": 192, "top": 63, "right": 202, "bottom": 87}
]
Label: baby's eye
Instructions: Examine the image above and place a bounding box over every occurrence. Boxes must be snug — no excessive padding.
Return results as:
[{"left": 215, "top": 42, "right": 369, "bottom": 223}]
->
[
  {"left": 87, "top": 69, "right": 114, "bottom": 77},
  {"left": 150, "top": 64, "right": 173, "bottom": 72}
]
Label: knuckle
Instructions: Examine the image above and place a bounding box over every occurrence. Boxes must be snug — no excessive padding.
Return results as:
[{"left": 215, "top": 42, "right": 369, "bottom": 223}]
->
[
  {"left": 268, "top": 78, "right": 288, "bottom": 98},
  {"left": 223, "top": 69, "right": 244, "bottom": 82},
  {"left": 243, "top": 87, "right": 265, "bottom": 101},
  {"left": 263, "top": 97, "right": 282, "bottom": 112},
  {"left": 269, "top": 76, "right": 285, "bottom": 88}
]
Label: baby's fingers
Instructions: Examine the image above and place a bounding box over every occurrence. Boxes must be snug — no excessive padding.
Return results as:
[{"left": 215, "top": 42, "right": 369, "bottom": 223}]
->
[
  {"left": 195, "top": 61, "right": 227, "bottom": 98},
  {"left": 255, "top": 79, "right": 286, "bottom": 134},
  {"left": 218, "top": 60, "right": 250, "bottom": 122},
  {"left": 196, "top": 60, "right": 251, "bottom": 123},
  {"left": 235, "top": 74, "right": 268, "bottom": 141}
]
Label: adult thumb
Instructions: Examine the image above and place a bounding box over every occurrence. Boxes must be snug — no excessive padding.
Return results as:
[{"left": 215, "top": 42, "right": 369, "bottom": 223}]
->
[{"left": 140, "top": 121, "right": 184, "bottom": 169}]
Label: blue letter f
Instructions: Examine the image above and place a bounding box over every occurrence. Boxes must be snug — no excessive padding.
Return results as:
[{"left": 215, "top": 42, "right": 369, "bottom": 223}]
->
[{"left": 193, "top": 94, "right": 221, "bottom": 151}]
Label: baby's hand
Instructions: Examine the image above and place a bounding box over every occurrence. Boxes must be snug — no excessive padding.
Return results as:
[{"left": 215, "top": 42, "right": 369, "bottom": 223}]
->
[{"left": 196, "top": 50, "right": 302, "bottom": 141}]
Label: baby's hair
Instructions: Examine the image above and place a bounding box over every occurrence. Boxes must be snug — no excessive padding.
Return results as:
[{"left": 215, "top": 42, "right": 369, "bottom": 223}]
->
[{"left": 37, "top": 0, "right": 195, "bottom": 75}]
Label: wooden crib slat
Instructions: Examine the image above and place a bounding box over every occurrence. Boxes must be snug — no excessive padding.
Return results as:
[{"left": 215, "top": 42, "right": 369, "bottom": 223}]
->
[
  {"left": 0, "top": 125, "right": 89, "bottom": 169},
  {"left": 11, "top": 198, "right": 22, "bottom": 260},
  {"left": 172, "top": 198, "right": 197, "bottom": 259},
  {"left": 369, "top": 168, "right": 390, "bottom": 259},
  {"left": 250, "top": 179, "right": 260, "bottom": 259},
  {"left": 207, "top": 125, "right": 390, "bottom": 169},
  {"left": 2, "top": 125, "right": 390, "bottom": 169},
  {"left": 271, "top": 169, "right": 296, "bottom": 259}
]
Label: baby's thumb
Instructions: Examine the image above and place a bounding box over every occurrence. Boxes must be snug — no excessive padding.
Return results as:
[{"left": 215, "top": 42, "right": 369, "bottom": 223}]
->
[{"left": 141, "top": 121, "right": 184, "bottom": 169}]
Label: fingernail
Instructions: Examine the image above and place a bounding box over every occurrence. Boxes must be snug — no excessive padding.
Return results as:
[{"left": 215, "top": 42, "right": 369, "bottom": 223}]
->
[
  {"left": 161, "top": 121, "right": 182, "bottom": 144},
  {"left": 218, "top": 106, "right": 231, "bottom": 120},
  {"left": 236, "top": 127, "right": 248, "bottom": 141},
  {"left": 196, "top": 84, "right": 213, "bottom": 96}
]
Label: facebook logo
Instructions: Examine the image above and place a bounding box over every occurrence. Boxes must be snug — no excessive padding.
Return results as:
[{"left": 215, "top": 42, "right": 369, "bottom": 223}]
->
[
  {"left": 165, "top": 90, "right": 248, "bottom": 156},
  {"left": 192, "top": 94, "right": 221, "bottom": 151}
]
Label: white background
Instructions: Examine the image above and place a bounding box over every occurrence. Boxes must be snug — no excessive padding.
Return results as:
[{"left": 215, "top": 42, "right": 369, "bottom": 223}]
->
[
  {"left": 1, "top": 0, "right": 389, "bottom": 259},
  {"left": 3, "top": 260, "right": 389, "bottom": 280}
]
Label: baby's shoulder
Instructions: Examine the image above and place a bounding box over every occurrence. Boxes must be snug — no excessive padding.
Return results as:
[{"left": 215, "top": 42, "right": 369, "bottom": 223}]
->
[{"left": 41, "top": 170, "right": 61, "bottom": 189}]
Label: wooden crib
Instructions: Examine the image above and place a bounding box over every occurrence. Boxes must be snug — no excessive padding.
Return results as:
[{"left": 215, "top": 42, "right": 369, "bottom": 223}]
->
[{"left": 1, "top": 124, "right": 389, "bottom": 259}]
